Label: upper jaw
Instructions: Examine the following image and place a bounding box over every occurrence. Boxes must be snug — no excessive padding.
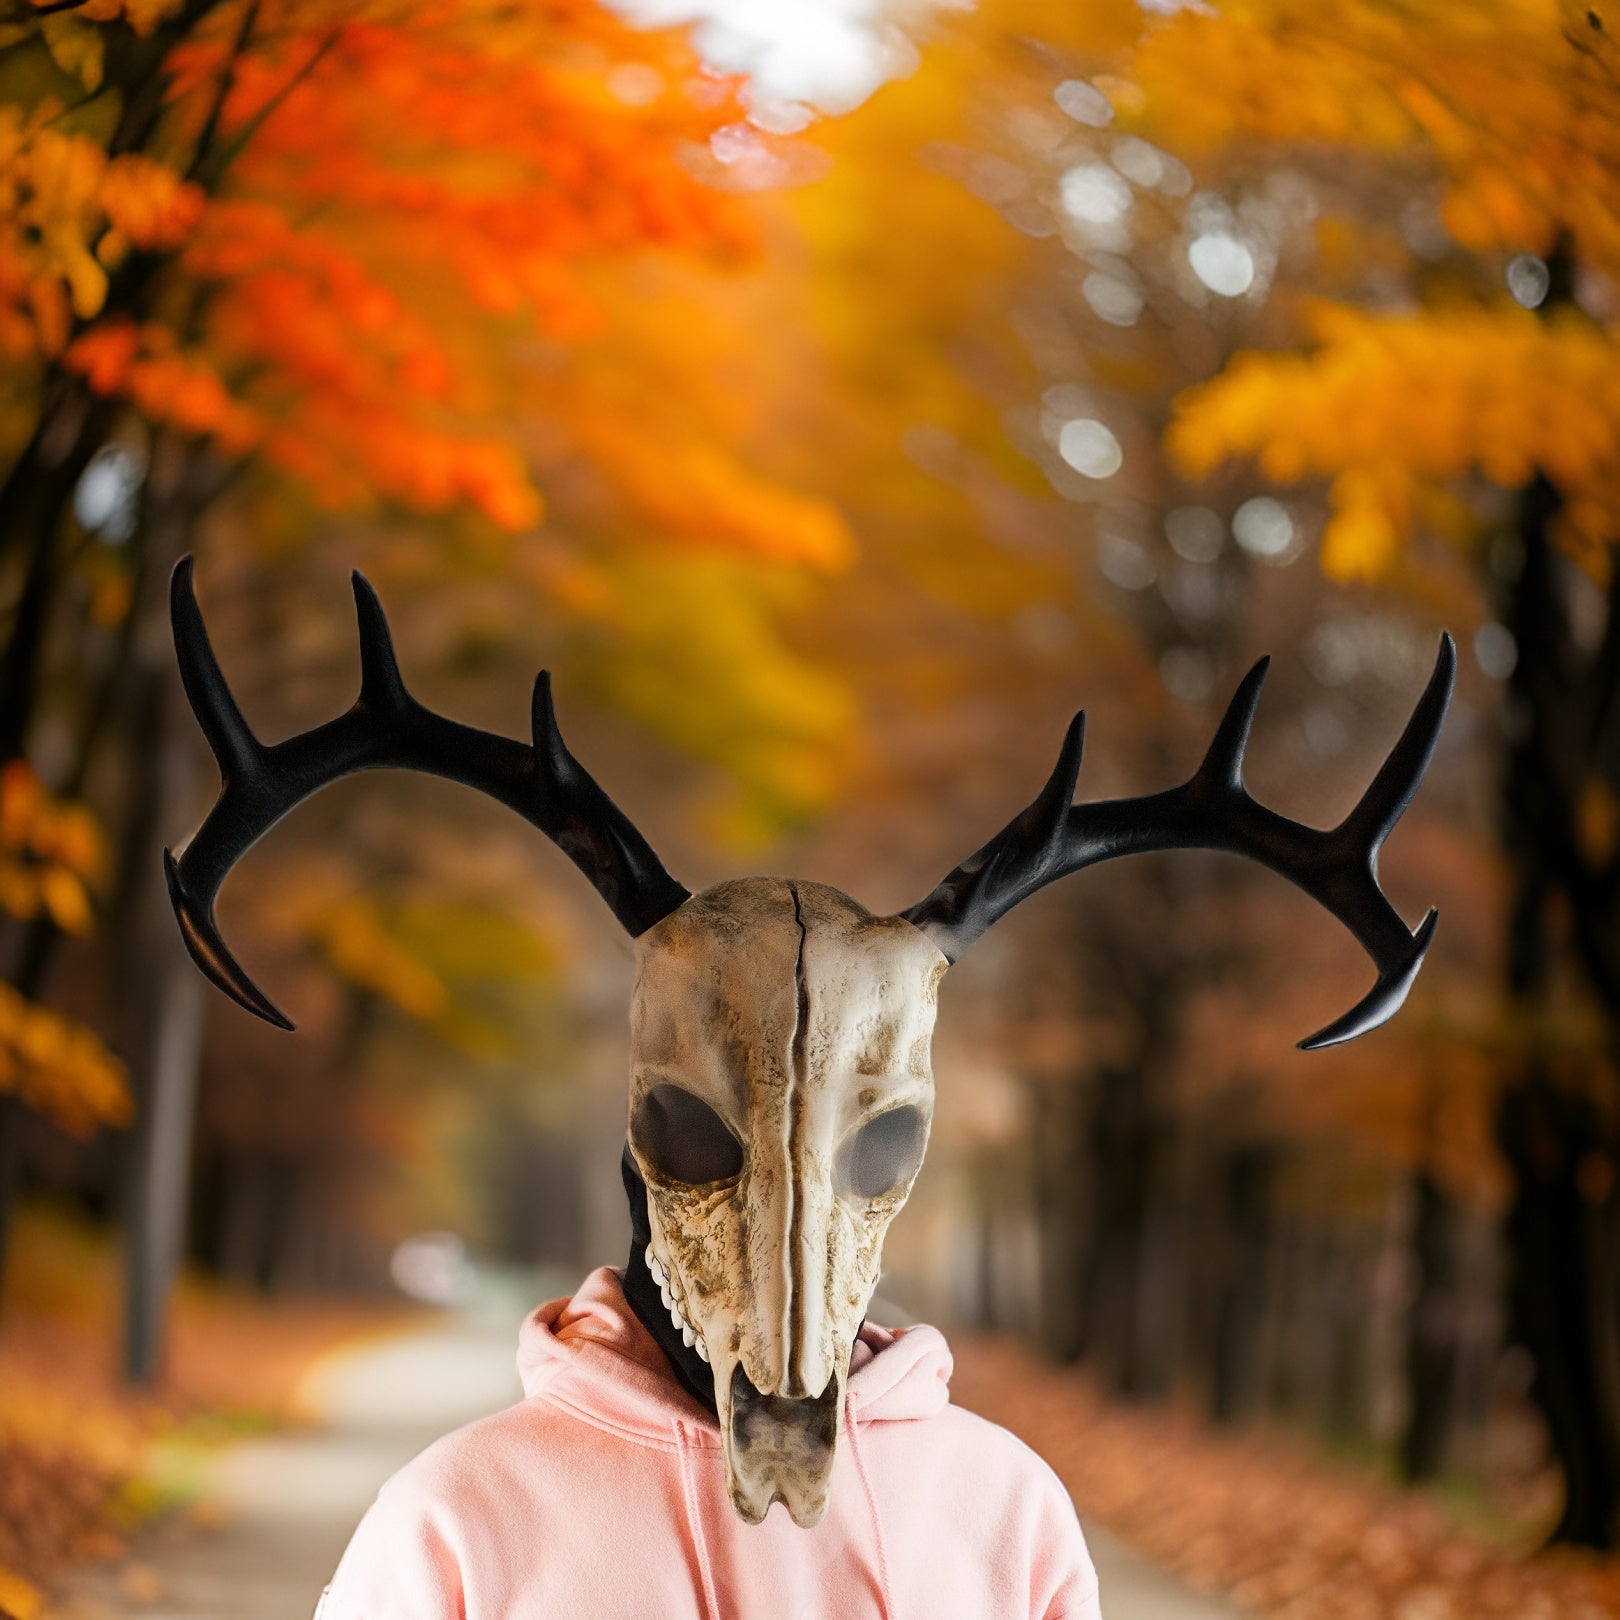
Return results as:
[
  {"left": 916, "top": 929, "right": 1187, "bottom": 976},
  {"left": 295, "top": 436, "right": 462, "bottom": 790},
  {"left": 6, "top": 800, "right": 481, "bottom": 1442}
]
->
[{"left": 644, "top": 1241, "right": 710, "bottom": 1364}]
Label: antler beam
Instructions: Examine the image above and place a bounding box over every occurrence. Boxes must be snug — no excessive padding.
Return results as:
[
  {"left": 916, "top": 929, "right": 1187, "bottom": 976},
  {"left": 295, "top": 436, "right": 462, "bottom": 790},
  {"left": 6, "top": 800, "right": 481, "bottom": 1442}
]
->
[
  {"left": 901, "top": 636, "right": 1456, "bottom": 1049},
  {"left": 165, "top": 558, "right": 690, "bottom": 1030}
]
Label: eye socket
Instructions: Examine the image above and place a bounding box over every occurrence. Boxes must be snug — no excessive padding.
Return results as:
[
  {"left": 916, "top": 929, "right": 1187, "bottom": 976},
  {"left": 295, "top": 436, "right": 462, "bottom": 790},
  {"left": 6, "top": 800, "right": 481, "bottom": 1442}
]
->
[
  {"left": 837, "top": 1105, "right": 927, "bottom": 1200},
  {"left": 633, "top": 1084, "right": 744, "bottom": 1186}
]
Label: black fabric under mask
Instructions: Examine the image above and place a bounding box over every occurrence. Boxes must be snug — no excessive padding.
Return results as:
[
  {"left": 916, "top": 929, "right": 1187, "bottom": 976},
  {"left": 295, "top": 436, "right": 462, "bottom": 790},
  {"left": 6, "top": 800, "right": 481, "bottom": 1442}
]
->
[{"left": 620, "top": 1144, "right": 717, "bottom": 1415}]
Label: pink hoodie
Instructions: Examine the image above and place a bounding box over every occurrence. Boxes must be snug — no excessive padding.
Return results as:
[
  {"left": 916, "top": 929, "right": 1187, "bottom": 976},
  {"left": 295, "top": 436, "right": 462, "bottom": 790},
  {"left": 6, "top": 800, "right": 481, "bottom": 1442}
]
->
[{"left": 319, "top": 1268, "right": 1102, "bottom": 1619}]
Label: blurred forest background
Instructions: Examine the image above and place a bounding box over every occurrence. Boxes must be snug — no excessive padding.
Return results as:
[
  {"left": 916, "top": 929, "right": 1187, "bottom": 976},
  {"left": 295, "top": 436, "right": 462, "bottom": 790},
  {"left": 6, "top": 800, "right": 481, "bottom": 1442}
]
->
[{"left": 3, "top": 0, "right": 1620, "bottom": 1613}]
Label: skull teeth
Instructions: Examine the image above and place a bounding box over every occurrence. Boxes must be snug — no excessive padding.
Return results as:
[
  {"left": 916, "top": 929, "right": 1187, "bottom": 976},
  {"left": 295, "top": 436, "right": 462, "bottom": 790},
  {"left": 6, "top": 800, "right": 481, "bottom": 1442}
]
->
[{"left": 647, "top": 1236, "right": 708, "bottom": 1367}]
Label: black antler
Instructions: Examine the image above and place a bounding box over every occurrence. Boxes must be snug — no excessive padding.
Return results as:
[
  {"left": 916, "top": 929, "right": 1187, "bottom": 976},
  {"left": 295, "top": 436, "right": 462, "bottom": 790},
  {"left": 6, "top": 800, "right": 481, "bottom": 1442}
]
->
[
  {"left": 165, "top": 557, "right": 691, "bottom": 1030},
  {"left": 901, "top": 635, "right": 1455, "bottom": 1050}
]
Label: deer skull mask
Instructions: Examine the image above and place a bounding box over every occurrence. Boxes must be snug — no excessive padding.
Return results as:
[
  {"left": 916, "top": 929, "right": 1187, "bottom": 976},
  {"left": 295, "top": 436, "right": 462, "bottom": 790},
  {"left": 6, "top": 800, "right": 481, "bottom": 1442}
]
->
[
  {"left": 165, "top": 560, "right": 1454, "bottom": 1527},
  {"left": 629, "top": 877, "right": 944, "bottom": 1524}
]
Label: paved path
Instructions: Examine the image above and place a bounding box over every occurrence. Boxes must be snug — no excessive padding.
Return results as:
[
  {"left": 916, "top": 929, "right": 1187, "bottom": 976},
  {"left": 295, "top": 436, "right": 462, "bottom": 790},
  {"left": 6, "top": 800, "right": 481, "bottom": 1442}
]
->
[
  {"left": 53, "top": 1302, "right": 1241, "bottom": 1620},
  {"left": 1088, "top": 1529, "right": 1246, "bottom": 1620},
  {"left": 55, "top": 1309, "right": 522, "bottom": 1620}
]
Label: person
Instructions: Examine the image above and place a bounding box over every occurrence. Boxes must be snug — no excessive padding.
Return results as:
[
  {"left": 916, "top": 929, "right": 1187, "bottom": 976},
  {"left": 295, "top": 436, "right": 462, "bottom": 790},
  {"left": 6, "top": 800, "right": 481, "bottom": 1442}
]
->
[
  {"left": 313, "top": 1260, "right": 1101, "bottom": 1619},
  {"left": 166, "top": 564, "right": 1448, "bottom": 1620}
]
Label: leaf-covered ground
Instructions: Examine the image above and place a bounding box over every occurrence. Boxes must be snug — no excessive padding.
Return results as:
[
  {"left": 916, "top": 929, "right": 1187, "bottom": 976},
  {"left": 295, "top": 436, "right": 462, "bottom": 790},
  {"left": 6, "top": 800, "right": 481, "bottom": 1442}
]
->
[
  {"left": 0, "top": 1205, "right": 407, "bottom": 1611},
  {"left": 952, "top": 1337, "right": 1617, "bottom": 1620}
]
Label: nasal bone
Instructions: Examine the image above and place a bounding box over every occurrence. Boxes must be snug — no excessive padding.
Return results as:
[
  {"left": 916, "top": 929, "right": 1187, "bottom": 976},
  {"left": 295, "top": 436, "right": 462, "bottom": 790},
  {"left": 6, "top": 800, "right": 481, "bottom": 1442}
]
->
[
  {"left": 765, "top": 1264, "right": 832, "bottom": 1400},
  {"left": 748, "top": 1164, "right": 836, "bottom": 1399}
]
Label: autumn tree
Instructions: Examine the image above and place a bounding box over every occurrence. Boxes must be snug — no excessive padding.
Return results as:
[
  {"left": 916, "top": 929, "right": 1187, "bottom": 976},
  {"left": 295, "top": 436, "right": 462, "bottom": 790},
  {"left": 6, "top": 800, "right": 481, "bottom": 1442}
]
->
[
  {"left": 1012, "top": 0, "right": 1620, "bottom": 1547},
  {"left": 783, "top": 2, "right": 1481, "bottom": 1419},
  {"left": 0, "top": 0, "right": 864, "bottom": 1377}
]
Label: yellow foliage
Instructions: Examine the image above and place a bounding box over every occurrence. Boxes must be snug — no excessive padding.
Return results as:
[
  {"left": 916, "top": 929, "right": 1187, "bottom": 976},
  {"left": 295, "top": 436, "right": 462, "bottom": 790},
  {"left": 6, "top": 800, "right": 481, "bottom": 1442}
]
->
[
  {"left": 39, "top": 14, "right": 104, "bottom": 93},
  {"left": 1169, "top": 304, "right": 1620, "bottom": 576},
  {"left": 28, "top": 0, "right": 188, "bottom": 34},
  {"left": 311, "top": 896, "right": 451, "bottom": 1022},
  {"left": 0, "top": 762, "right": 106, "bottom": 934},
  {"left": 0, "top": 983, "right": 130, "bottom": 1138},
  {"left": 36, "top": 866, "right": 92, "bottom": 935},
  {"left": 582, "top": 556, "right": 855, "bottom": 843},
  {"left": 1321, "top": 469, "right": 1405, "bottom": 583},
  {"left": 0, "top": 108, "right": 110, "bottom": 337},
  {"left": 385, "top": 898, "right": 556, "bottom": 987},
  {"left": 1125, "top": 0, "right": 1620, "bottom": 269}
]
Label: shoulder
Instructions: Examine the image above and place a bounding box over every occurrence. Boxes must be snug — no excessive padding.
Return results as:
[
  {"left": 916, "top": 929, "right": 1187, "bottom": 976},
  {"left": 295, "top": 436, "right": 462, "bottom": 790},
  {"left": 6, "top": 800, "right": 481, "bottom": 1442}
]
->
[
  {"left": 322, "top": 1396, "right": 639, "bottom": 1619},
  {"left": 332, "top": 1403, "right": 543, "bottom": 1573},
  {"left": 318, "top": 1413, "right": 551, "bottom": 1620},
  {"left": 935, "top": 1407, "right": 1101, "bottom": 1618},
  {"left": 373, "top": 1388, "right": 648, "bottom": 1521},
  {"left": 862, "top": 1400, "right": 1100, "bottom": 1616},
  {"left": 920, "top": 1399, "right": 1076, "bottom": 1504}
]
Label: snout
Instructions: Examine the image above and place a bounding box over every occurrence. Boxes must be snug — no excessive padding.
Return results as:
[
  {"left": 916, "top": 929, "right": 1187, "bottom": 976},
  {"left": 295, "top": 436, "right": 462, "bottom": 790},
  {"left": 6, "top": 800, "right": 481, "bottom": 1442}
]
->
[{"left": 740, "top": 1158, "right": 841, "bottom": 1400}]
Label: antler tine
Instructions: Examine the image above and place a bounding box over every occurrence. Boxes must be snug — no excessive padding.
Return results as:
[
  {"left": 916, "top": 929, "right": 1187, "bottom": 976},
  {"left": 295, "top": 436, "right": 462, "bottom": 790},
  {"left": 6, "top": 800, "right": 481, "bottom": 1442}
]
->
[
  {"left": 899, "top": 709, "right": 1087, "bottom": 960},
  {"left": 528, "top": 669, "right": 692, "bottom": 936},
  {"left": 902, "top": 634, "right": 1455, "bottom": 1050},
  {"left": 1337, "top": 633, "right": 1457, "bottom": 857},
  {"left": 164, "top": 846, "right": 295, "bottom": 1028},
  {"left": 171, "top": 556, "right": 262, "bottom": 785},
  {"left": 166, "top": 560, "right": 294, "bottom": 1027},
  {"left": 1193, "top": 654, "right": 1269, "bottom": 794},
  {"left": 165, "top": 558, "right": 690, "bottom": 1029},
  {"left": 351, "top": 570, "right": 412, "bottom": 716},
  {"left": 1292, "top": 634, "right": 1454, "bottom": 1050}
]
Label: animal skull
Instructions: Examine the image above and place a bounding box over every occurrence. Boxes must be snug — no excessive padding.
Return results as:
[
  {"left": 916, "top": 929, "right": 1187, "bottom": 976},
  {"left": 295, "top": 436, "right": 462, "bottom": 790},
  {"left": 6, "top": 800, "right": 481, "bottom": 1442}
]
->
[
  {"left": 627, "top": 878, "right": 945, "bottom": 1526},
  {"left": 164, "top": 562, "right": 1452, "bottom": 1529}
]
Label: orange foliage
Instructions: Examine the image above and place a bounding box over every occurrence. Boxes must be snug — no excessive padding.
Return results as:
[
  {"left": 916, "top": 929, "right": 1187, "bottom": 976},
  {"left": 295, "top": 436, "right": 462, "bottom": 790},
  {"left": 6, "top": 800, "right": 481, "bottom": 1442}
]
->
[
  {"left": 97, "top": 154, "right": 204, "bottom": 252},
  {"left": 590, "top": 430, "right": 856, "bottom": 570},
  {"left": 955, "top": 1337, "right": 1620, "bottom": 1620},
  {"left": 0, "top": 1203, "right": 408, "bottom": 1591},
  {"left": 2, "top": 0, "right": 799, "bottom": 541}
]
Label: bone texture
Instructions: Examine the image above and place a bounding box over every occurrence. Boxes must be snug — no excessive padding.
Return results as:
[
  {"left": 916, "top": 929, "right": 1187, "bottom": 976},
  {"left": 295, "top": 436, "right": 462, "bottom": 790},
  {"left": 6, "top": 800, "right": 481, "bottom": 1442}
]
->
[{"left": 628, "top": 878, "right": 946, "bottom": 1527}]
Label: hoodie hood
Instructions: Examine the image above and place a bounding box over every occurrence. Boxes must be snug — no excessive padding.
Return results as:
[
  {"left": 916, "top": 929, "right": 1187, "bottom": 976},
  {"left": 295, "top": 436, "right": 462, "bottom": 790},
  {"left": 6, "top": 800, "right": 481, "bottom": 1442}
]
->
[{"left": 518, "top": 1266, "right": 952, "bottom": 1444}]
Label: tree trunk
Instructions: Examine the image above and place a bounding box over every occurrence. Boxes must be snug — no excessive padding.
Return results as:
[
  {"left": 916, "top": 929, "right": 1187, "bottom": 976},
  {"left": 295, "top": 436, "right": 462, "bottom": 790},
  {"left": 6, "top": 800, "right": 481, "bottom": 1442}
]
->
[
  {"left": 1327, "top": 1225, "right": 1372, "bottom": 1443},
  {"left": 1210, "top": 1144, "right": 1275, "bottom": 1424},
  {"left": 1497, "top": 1074, "right": 1620, "bottom": 1545},
  {"left": 1478, "top": 237, "right": 1620, "bottom": 1549},
  {"left": 1031, "top": 1077, "right": 1088, "bottom": 1362},
  {"left": 122, "top": 950, "right": 205, "bottom": 1381},
  {"left": 110, "top": 441, "right": 210, "bottom": 1384},
  {"left": 1489, "top": 441, "right": 1620, "bottom": 1545},
  {"left": 1402, "top": 1165, "right": 1463, "bottom": 1481},
  {"left": 1080, "top": 1063, "right": 1170, "bottom": 1398}
]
